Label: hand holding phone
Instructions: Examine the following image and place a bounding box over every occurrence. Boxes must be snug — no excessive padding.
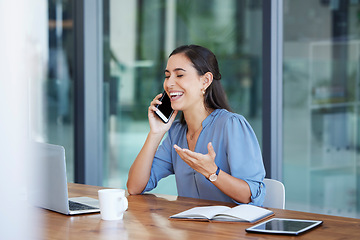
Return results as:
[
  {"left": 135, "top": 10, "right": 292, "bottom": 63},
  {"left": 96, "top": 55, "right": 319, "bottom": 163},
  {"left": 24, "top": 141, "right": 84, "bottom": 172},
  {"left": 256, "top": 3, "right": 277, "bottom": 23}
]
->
[{"left": 155, "top": 91, "right": 174, "bottom": 123}]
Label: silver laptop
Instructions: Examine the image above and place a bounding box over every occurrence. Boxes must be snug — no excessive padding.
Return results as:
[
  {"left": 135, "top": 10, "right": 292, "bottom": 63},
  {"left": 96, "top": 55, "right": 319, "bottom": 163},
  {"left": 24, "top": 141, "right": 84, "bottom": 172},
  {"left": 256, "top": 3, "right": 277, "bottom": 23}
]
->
[{"left": 28, "top": 142, "right": 100, "bottom": 215}]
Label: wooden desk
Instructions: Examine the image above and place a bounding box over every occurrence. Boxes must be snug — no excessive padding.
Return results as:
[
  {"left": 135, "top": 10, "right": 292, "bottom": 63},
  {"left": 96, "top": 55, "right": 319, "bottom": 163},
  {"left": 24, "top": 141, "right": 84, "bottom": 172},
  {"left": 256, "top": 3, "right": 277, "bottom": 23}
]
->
[{"left": 36, "top": 183, "right": 360, "bottom": 239}]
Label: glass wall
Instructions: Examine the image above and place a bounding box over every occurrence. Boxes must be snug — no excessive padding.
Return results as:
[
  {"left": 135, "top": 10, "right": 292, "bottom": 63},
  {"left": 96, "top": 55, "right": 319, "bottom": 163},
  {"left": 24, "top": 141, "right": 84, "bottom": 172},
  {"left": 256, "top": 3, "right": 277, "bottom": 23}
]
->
[
  {"left": 102, "top": 0, "right": 263, "bottom": 194},
  {"left": 31, "top": 0, "right": 75, "bottom": 182},
  {"left": 283, "top": 0, "right": 360, "bottom": 218}
]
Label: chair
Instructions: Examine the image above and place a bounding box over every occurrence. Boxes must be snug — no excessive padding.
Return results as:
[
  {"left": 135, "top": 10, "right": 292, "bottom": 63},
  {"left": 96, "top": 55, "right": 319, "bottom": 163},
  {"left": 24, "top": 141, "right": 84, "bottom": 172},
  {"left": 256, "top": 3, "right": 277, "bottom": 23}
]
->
[{"left": 263, "top": 178, "right": 285, "bottom": 209}]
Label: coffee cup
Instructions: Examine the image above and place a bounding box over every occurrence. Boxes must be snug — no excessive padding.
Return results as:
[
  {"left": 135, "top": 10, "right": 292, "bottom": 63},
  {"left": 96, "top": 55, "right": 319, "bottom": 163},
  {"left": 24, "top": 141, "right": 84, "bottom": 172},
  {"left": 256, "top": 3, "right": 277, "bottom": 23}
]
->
[{"left": 98, "top": 189, "right": 128, "bottom": 220}]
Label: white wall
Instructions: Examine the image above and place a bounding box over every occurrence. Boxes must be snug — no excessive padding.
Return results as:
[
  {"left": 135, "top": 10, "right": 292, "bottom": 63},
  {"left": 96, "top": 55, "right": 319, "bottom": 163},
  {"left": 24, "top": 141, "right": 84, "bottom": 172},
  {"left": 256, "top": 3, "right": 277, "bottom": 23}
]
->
[{"left": 0, "top": 0, "right": 47, "bottom": 239}]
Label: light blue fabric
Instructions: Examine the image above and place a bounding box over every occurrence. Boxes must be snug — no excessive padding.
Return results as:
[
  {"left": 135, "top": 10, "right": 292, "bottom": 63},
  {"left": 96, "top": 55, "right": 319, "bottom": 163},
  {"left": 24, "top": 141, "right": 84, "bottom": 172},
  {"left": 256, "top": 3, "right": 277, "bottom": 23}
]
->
[{"left": 143, "top": 109, "right": 266, "bottom": 206}]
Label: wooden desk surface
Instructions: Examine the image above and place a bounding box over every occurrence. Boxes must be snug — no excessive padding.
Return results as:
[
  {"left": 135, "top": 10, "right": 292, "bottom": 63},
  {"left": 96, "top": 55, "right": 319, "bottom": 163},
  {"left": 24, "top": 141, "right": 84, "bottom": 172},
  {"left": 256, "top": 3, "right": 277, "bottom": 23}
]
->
[{"left": 35, "top": 183, "right": 360, "bottom": 240}]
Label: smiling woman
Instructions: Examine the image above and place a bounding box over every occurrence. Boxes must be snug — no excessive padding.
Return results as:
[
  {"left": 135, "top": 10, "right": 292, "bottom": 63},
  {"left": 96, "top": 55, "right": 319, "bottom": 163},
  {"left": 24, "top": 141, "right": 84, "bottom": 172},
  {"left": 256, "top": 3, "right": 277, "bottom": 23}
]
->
[
  {"left": 102, "top": 0, "right": 263, "bottom": 197},
  {"left": 127, "top": 45, "right": 266, "bottom": 206},
  {"left": 164, "top": 45, "right": 231, "bottom": 125}
]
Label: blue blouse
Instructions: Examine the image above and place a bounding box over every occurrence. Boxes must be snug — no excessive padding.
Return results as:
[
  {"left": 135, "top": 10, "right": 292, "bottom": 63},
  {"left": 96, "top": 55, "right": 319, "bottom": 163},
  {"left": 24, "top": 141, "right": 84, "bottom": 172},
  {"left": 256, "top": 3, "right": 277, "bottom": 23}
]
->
[{"left": 143, "top": 109, "right": 266, "bottom": 206}]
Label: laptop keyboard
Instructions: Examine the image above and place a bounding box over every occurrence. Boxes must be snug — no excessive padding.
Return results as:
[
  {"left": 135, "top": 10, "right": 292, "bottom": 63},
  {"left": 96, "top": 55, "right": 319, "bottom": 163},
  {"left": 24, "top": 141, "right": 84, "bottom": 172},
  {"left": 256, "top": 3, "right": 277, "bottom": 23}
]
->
[{"left": 69, "top": 200, "right": 98, "bottom": 211}]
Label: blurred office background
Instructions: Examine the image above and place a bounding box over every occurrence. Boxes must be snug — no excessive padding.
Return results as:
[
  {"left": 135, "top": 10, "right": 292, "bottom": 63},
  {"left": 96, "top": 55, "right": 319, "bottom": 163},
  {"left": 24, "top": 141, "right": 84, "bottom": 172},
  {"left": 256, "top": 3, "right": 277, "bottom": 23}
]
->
[{"left": 27, "top": 0, "right": 360, "bottom": 219}]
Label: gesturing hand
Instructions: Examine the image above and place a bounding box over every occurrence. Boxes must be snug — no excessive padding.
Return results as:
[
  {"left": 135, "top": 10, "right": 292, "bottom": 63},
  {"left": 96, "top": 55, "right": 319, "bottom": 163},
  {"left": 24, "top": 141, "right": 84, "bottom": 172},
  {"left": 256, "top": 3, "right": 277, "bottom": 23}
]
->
[{"left": 173, "top": 142, "right": 218, "bottom": 178}]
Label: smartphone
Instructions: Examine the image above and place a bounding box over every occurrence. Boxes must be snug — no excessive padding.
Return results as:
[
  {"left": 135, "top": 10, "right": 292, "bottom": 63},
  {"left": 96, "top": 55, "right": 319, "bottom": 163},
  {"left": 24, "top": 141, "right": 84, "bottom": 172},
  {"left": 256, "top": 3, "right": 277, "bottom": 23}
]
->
[{"left": 155, "top": 91, "right": 174, "bottom": 123}]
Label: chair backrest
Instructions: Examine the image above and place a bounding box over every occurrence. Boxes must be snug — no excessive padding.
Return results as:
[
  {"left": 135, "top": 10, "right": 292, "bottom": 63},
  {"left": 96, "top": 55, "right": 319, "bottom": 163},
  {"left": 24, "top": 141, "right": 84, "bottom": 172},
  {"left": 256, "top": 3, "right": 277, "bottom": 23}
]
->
[{"left": 263, "top": 178, "right": 285, "bottom": 209}]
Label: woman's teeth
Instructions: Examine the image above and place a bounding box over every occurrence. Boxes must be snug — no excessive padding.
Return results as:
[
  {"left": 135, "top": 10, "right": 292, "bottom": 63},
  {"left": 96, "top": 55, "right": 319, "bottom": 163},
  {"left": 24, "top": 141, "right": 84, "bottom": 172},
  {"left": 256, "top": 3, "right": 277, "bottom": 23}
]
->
[{"left": 170, "top": 92, "right": 183, "bottom": 99}]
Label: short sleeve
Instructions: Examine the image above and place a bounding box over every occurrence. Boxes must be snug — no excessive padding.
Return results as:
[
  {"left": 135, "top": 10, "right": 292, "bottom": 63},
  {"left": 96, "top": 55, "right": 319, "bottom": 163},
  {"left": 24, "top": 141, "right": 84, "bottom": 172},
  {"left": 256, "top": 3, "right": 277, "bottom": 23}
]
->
[
  {"left": 142, "top": 133, "right": 175, "bottom": 193},
  {"left": 224, "top": 115, "right": 266, "bottom": 206}
]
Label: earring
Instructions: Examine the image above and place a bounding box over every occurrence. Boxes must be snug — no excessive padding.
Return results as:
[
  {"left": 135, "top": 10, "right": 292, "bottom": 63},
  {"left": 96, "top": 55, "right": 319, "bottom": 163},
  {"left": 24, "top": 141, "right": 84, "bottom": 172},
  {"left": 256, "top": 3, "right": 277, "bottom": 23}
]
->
[{"left": 202, "top": 89, "right": 206, "bottom": 95}]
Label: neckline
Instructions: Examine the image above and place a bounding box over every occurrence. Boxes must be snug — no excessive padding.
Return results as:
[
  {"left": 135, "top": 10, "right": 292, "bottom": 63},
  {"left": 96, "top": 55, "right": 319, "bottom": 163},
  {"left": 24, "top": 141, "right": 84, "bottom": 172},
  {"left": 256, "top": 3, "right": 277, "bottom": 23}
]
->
[{"left": 185, "top": 109, "right": 220, "bottom": 148}]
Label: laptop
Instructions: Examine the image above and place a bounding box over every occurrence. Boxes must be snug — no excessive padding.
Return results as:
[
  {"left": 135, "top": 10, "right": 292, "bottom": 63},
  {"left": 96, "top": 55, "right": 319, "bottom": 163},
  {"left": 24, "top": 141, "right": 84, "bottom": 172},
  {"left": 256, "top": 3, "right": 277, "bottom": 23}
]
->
[{"left": 28, "top": 142, "right": 100, "bottom": 215}]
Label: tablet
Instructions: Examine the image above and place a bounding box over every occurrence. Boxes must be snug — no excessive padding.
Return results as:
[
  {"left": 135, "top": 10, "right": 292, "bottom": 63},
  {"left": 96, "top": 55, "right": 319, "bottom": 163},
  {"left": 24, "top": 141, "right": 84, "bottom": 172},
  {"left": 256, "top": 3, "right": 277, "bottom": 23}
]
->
[{"left": 245, "top": 218, "right": 323, "bottom": 235}]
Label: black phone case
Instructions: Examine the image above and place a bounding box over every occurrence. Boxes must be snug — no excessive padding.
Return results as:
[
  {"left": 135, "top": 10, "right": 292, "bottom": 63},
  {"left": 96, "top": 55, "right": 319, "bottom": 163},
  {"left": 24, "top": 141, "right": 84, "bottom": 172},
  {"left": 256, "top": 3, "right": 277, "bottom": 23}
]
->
[{"left": 155, "top": 92, "right": 174, "bottom": 123}]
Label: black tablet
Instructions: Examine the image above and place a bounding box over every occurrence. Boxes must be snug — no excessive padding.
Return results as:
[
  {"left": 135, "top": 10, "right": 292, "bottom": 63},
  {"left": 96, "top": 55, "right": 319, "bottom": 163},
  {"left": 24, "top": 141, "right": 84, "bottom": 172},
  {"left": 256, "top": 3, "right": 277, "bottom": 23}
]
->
[{"left": 245, "top": 218, "right": 323, "bottom": 235}]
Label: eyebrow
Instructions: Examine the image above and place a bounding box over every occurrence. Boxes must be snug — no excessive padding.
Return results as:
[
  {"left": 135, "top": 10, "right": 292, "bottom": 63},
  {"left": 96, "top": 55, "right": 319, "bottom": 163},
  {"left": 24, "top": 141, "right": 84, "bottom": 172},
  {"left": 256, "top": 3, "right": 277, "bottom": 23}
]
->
[{"left": 164, "top": 68, "right": 186, "bottom": 73}]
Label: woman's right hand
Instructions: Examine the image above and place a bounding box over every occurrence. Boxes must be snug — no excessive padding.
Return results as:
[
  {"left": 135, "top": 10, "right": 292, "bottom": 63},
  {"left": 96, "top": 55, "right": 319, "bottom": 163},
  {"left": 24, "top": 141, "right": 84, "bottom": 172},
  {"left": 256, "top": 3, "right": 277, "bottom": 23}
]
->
[{"left": 148, "top": 93, "right": 178, "bottom": 135}]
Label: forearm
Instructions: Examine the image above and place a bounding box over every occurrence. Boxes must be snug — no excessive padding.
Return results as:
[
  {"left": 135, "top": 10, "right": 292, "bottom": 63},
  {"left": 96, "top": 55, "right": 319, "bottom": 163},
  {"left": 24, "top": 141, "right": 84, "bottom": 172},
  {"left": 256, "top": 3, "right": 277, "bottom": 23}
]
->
[
  {"left": 211, "top": 170, "right": 252, "bottom": 204},
  {"left": 127, "top": 132, "right": 164, "bottom": 195}
]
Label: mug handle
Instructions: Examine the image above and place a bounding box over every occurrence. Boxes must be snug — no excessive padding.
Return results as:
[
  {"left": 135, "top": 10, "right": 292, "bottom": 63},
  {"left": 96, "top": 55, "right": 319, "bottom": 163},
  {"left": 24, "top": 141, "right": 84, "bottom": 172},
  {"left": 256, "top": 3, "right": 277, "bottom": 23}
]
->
[
  {"left": 122, "top": 197, "right": 128, "bottom": 211},
  {"left": 117, "top": 196, "right": 128, "bottom": 217}
]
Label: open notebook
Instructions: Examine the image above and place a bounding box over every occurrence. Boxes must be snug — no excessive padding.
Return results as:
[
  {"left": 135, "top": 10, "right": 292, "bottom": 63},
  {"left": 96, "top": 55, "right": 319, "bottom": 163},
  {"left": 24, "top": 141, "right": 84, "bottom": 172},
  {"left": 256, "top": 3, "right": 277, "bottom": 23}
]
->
[
  {"left": 170, "top": 204, "right": 274, "bottom": 223},
  {"left": 28, "top": 142, "right": 100, "bottom": 215}
]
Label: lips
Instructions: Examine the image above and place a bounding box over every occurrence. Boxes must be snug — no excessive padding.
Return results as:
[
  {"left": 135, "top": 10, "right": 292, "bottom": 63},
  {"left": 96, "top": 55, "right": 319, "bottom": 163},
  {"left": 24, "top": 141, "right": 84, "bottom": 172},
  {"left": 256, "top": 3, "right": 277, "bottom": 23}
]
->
[{"left": 169, "top": 91, "right": 183, "bottom": 101}]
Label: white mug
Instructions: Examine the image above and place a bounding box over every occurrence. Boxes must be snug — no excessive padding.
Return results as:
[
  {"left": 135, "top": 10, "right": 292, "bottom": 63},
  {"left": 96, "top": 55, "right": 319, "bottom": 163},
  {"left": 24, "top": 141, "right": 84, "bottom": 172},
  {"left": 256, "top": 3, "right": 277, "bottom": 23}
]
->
[{"left": 98, "top": 189, "right": 128, "bottom": 221}]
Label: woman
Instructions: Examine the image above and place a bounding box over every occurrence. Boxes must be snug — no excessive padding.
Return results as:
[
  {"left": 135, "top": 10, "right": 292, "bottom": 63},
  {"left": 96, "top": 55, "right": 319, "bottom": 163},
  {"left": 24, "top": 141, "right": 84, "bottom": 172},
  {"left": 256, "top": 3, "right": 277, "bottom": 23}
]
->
[{"left": 127, "top": 45, "right": 265, "bottom": 205}]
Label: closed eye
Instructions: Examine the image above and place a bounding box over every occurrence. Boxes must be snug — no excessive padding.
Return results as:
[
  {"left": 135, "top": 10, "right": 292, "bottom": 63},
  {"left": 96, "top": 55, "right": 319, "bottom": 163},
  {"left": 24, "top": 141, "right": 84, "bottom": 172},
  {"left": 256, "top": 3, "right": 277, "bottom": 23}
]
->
[{"left": 177, "top": 75, "right": 183, "bottom": 78}]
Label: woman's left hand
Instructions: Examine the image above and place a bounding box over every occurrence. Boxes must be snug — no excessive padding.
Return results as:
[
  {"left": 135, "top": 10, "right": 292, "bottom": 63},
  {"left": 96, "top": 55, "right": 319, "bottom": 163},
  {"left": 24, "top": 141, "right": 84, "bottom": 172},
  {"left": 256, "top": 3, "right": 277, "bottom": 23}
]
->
[
  {"left": 174, "top": 142, "right": 218, "bottom": 178},
  {"left": 175, "top": 142, "right": 252, "bottom": 203}
]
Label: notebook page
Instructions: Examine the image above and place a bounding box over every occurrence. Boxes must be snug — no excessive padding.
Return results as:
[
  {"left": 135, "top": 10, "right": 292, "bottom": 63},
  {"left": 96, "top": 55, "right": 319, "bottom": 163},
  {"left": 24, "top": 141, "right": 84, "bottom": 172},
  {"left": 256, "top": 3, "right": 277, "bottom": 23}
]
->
[
  {"left": 171, "top": 206, "right": 231, "bottom": 219},
  {"left": 214, "top": 204, "right": 272, "bottom": 222}
]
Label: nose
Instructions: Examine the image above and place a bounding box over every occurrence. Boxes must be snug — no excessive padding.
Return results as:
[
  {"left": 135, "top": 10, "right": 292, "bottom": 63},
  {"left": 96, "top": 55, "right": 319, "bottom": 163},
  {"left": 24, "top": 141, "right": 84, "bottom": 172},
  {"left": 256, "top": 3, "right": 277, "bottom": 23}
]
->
[{"left": 164, "top": 75, "right": 175, "bottom": 89}]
